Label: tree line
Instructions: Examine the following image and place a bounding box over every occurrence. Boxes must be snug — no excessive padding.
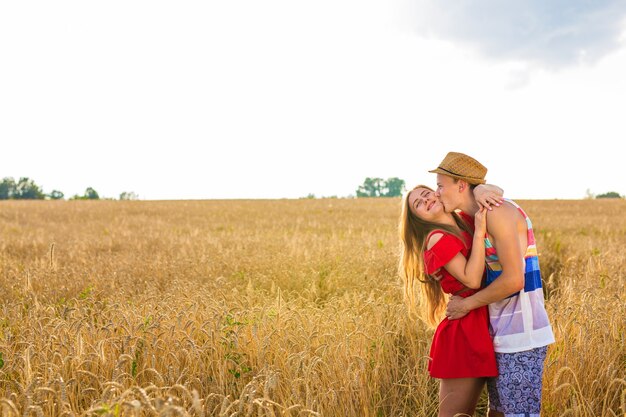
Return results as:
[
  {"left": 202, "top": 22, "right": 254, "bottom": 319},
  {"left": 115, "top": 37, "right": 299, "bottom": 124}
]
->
[
  {"left": 356, "top": 177, "right": 405, "bottom": 197},
  {"left": 353, "top": 178, "right": 623, "bottom": 199},
  {"left": 0, "top": 177, "right": 138, "bottom": 200}
]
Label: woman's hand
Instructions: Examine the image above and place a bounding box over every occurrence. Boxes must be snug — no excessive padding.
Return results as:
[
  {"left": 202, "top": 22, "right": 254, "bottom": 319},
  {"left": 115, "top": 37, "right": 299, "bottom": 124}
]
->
[
  {"left": 473, "top": 184, "right": 504, "bottom": 211},
  {"left": 474, "top": 206, "right": 487, "bottom": 236}
]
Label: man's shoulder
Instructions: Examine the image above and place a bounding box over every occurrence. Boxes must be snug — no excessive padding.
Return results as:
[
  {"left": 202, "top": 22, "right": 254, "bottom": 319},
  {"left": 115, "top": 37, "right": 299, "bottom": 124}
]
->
[
  {"left": 486, "top": 202, "right": 523, "bottom": 232},
  {"left": 487, "top": 201, "right": 519, "bottom": 220}
]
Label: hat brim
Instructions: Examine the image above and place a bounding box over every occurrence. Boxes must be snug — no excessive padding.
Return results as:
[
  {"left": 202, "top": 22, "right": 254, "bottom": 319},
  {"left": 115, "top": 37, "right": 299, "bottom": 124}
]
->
[{"left": 428, "top": 168, "right": 486, "bottom": 185}]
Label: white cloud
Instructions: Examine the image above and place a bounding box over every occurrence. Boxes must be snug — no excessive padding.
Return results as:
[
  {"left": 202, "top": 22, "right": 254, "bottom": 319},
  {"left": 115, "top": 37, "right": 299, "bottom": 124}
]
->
[{"left": 404, "top": 0, "right": 626, "bottom": 67}]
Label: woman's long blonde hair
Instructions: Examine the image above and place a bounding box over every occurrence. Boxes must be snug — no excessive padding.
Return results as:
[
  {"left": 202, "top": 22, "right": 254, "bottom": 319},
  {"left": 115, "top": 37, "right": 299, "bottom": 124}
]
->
[{"left": 398, "top": 185, "right": 472, "bottom": 328}]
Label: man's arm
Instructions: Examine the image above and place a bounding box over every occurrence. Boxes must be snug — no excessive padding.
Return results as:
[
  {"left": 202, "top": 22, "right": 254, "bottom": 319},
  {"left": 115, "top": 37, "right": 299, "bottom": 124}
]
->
[{"left": 446, "top": 204, "right": 525, "bottom": 319}]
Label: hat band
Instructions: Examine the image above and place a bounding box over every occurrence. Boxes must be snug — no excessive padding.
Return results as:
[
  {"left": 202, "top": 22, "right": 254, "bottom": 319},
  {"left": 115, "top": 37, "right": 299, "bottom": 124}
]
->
[{"left": 437, "top": 166, "right": 482, "bottom": 180}]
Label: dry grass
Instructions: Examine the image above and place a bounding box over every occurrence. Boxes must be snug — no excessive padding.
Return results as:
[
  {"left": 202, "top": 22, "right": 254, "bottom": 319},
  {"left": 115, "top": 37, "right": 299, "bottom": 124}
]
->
[{"left": 0, "top": 198, "right": 624, "bottom": 416}]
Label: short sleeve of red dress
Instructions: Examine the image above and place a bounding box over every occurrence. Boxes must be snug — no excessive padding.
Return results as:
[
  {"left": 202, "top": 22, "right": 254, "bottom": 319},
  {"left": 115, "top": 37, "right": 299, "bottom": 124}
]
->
[{"left": 423, "top": 233, "right": 465, "bottom": 274}]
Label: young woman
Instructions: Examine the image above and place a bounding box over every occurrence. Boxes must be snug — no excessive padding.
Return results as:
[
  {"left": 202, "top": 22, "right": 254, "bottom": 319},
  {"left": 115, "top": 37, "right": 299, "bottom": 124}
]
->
[{"left": 399, "top": 184, "right": 499, "bottom": 417}]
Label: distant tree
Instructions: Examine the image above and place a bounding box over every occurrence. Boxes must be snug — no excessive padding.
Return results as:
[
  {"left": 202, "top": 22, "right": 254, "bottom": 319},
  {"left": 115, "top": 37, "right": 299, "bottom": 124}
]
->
[
  {"left": 119, "top": 191, "right": 138, "bottom": 200},
  {"left": 356, "top": 177, "right": 405, "bottom": 197},
  {"left": 13, "top": 177, "right": 45, "bottom": 199},
  {"left": 0, "top": 177, "right": 16, "bottom": 199},
  {"left": 384, "top": 177, "right": 405, "bottom": 197},
  {"left": 84, "top": 187, "right": 100, "bottom": 200},
  {"left": 584, "top": 188, "right": 594, "bottom": 200},
  {"left": 71, "top": 187, "right": 100, "bottom": 200},
  {"left": 596, "top": 191, "right": 622, "bottom": 199},
  {"left": 356, "top": 177, "right": 385, "bottom": 197},
  {"left": 48, "top": 190, "right": 64, "bottom": 200}
]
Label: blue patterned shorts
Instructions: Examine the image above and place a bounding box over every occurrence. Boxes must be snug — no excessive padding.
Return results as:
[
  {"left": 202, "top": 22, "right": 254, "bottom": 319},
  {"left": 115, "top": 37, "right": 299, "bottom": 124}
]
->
[{"left": 487, "top": 346, "right": 548, "bottom": 417}]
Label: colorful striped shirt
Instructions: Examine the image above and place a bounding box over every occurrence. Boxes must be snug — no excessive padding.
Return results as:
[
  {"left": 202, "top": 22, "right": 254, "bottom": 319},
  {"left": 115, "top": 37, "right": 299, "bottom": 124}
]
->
[{"left": 484, "top": 199, "right": 555, "bottom": 353}]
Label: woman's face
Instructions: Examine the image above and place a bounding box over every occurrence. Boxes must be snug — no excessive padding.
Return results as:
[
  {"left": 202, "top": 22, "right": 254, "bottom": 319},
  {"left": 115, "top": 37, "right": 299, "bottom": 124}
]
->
[{"left": 408, "top": 187, "right": 444, "bottom": 221}]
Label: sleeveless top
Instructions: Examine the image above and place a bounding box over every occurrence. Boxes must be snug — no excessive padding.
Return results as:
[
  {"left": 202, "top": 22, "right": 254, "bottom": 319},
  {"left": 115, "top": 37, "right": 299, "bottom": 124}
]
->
[{"left": 484, "top": 199, "right": 555, "bottom": 353}]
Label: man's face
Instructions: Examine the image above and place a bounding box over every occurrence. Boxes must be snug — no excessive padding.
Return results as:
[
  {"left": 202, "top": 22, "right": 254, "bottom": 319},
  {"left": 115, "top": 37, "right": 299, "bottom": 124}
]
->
[{"left": 435, "top": 174, "right": 461, "bottom": 212}]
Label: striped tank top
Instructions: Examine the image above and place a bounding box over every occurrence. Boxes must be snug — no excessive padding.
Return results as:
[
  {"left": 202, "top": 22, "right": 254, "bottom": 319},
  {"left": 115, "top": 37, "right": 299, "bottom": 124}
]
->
[{"left": 484, "top": 199, "right": 555, "bottom": 353}]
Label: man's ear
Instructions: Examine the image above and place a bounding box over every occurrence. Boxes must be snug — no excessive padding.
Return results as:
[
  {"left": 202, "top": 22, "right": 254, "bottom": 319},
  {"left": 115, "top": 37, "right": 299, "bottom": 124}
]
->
[{"left": 458, "top": 180, "right": 469, "bottom": 193}]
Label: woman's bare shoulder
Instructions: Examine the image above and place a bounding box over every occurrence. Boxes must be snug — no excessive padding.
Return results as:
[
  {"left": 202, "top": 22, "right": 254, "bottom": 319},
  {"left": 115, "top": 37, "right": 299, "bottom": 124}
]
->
[{"left": 426, "top": 232, "right": 445, "bottom": 250}]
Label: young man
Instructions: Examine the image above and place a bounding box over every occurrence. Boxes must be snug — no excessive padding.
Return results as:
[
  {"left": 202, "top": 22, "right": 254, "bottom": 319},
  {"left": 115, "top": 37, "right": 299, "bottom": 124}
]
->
[{"left": 429, "top": 152, "right": 555, "bottom": 417}]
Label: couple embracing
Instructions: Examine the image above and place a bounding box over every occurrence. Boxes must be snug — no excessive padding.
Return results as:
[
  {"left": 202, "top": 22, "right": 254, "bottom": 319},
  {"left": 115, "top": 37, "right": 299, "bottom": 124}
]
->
[{"left": 399, "top": 152, "right": 555, "bottom": 417}]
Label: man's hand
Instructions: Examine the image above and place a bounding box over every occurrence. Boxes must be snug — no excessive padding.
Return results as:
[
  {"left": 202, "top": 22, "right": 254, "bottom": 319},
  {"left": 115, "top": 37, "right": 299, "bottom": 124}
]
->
[{"left": 446, "top": 295, "right": 470, "bottom": 320}]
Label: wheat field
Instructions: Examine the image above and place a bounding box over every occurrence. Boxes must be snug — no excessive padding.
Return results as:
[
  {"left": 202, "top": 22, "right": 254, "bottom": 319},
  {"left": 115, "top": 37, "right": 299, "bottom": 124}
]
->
[{"left": 0, "top": 198, "right": 624, "bottom": 416}]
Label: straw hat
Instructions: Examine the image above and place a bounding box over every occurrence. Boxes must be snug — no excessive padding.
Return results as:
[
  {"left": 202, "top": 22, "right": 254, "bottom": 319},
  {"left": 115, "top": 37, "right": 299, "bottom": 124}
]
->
[{"left": 429, "top": 152, "right": 487, "bottom": 185}]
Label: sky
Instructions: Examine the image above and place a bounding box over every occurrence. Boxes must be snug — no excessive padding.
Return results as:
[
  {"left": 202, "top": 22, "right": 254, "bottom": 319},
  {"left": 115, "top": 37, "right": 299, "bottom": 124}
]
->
[{"left": 1, "top": 0, "right": 625, "bottom": 200}]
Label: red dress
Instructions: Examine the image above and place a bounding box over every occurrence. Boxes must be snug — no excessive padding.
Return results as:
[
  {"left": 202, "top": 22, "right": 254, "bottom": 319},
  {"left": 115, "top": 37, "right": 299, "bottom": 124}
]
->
[{"left": 424, "top": 228, "right": 498, "bottom": 379}]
